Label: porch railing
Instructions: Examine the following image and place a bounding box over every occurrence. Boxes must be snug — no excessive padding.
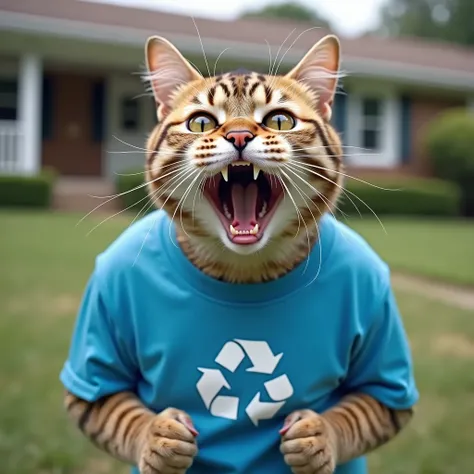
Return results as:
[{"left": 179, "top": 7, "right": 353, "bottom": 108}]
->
[{"left": 0, "top": 120, "right": 23, "bottom": 173}]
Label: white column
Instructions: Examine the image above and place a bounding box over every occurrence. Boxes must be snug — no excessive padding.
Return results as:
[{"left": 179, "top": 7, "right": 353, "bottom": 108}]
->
[{"left": 18, "top": 54, "right": 42, "bottom": 175}]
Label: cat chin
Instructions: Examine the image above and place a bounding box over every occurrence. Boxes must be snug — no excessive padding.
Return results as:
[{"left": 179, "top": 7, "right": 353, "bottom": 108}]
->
[{"left": 219, "top": 233, "right": 272, "bottom": 255}]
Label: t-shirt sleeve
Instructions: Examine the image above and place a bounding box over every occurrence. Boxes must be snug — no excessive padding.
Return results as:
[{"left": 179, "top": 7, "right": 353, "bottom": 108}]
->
[
  {"left": 343, "top": 282, "right": 419, "bottom": 410},
  {"left": 60, "top": 271, "right": 137, "bottom": 402}
]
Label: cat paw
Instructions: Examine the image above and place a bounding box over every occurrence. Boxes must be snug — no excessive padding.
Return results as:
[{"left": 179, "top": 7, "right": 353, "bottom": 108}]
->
[
  {"left": 280, "top": 409, "right": 337, "bottom": 474},
  {"left": 138, "top": 408, "right": 198, "bottom": 474}
]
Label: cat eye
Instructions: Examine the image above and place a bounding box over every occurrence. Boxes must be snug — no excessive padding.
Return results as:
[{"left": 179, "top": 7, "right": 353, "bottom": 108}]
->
[
  {"left": 187, "top": 113, "right": 218, "bottom": 133},
  {"left": 263, "top": 111, "right": 295, "bottom": 131}
]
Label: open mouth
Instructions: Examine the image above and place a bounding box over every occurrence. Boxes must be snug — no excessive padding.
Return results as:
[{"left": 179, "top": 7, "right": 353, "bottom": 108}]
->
[{"left": 203, "top": 162, "right": 284, "bottom": 245}]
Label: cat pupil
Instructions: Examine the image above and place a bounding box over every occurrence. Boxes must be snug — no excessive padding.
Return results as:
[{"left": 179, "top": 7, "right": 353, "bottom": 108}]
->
[{"left": 199, "top": 117, "right": 209, "bottom": 132}]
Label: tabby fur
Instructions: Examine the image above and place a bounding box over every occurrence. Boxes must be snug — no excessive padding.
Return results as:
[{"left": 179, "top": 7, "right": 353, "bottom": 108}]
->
[{"left": 64, "top": 33, "right": 414, "bottom": 474}]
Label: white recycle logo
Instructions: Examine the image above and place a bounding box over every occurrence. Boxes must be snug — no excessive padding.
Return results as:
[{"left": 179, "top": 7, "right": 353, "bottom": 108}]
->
[{"left": 196, "top": 339, "right": 294, "bottom": 426}]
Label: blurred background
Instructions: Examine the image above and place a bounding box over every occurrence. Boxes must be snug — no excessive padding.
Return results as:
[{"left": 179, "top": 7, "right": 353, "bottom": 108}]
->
[{"left": 0, "top": 0, "right": 473, "bottom": 473}]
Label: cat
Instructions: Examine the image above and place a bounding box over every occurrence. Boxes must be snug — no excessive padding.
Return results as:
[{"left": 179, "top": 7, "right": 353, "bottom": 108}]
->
[{"left": 61, "top": 33, "right": 418, "bottom": 474}]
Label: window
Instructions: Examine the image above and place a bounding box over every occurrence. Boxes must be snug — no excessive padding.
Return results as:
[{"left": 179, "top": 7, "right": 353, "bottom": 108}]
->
[
  {"left": 120, "top": 96, "right": 140, "bottom": 131},
  {"left": 360, "top": 97, "right": 383, "bottom": 150},
  {"left": 0, "top": 80, "right": 18, "bottom": 121}
]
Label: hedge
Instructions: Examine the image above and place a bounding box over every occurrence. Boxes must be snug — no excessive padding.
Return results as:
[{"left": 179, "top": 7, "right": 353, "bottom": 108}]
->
[
  {"left": 423, "top": 109, "right": 474, "bottom": 216},
  {"left": 116, "top": 170, "right": 461, "bottom": 217},
  {"left": 339, "top": 177, "right": 461, "bottom": 217},
  {"left": 115, "top": 170, "right": 152, "bottom": 213},
  {"left": 0, "top": 170, "right": 56, "bottom": 208}
]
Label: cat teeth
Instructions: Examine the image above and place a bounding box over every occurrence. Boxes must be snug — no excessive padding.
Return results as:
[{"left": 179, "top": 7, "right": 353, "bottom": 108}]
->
[
  {"left": 223, "top": 203, "right": 232, "bottom": 220},
  {"left": 230, "top": 161, "right": 251, "bottom": 167},
  {"left": 258, "top": 201, "right": 268, "bottom": 218},
  {"left": 230, "top": 224, "right": 259, "bottom": 236},
  {"left": 222, "top": 163, "right": 260, "bottom": 180}
]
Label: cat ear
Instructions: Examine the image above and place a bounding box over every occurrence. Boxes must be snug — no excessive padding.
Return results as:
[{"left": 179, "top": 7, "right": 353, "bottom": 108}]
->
[
  {"left": 145, "top": 36, "right": 202, "bottom": 120},
  {"left": 286, "top": 35, "right": 341, "bottom": 121}
]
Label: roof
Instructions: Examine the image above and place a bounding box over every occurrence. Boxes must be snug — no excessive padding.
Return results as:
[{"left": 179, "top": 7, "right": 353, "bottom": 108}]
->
[{"left": 1, "top": 0, "right": 474, "bottom": 89}]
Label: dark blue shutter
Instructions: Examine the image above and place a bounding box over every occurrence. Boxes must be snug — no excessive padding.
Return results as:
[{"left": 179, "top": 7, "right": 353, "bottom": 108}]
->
[
  {"left": 332, "top": 92, "right": 347, "bottom": 144},
  {"left": 400, "top": 95, "right": 412, "bottom": 164},
  {"left": 91, "top": 80, "right": 106, "bottom": 143}
]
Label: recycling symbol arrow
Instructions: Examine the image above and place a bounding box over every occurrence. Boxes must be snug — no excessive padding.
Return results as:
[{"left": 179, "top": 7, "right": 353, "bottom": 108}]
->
[{"left": 196, "top": 339, "right": 294, "bottom": 426}]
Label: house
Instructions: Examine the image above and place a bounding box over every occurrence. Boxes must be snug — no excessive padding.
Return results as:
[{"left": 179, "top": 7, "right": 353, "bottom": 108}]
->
[{"left": 1, "top": 0, "right": 474, "bottom": 184}]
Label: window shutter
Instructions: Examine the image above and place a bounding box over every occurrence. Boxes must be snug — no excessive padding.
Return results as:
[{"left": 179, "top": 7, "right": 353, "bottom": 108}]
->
[{"left": 400, "top": 95, "right": 412, "bottom": 164}]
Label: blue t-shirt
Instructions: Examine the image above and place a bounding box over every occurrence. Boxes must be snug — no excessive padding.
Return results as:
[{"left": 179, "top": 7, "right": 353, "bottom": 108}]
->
[{"left": 60, "top": 210, "right": 418, "bottom": 474}]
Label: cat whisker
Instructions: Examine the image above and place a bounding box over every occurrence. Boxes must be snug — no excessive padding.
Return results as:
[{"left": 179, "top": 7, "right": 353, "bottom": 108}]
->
[
  {"left": 130, "top": 164, "right": 197, "bottom": 227},
  {"left": 129, "top": 168, "right": 191, "bottom": 228},
  {"left": 276, "top": 173, "right": 304, "bottom": 241},
  {"left": 213, "top": 47, "right": 231, "bottom": 77},
  {"left": 269, "top": 28, "right": 295, "bottom": 77},
  {"left": 129, "top": 186, "right": 160, "bottom": 227},
  {"left": 107, "top": 149, "right": 189, "bottom": 157},
  {"left": 291, "top": 161, "right": 363, "bottom": 218},
  {"left": 191, "top": 175, "right": 206, "bottom": 224},
  {"left": 279, "top": 168, "right": 325, "bottom": 281},
  {"left": 84, "top": 181, "right": 155, "bottom": 236},
  {"left": 112, "top": 135, "right": 156, "bottom": 153},
  {"left": 293, "top": 159, "right": 402, "bottom": 191},
  {"left": 114, "top": 159, "right": 192, "bottom": 178},
  {"left": 264, "top": 39, "right": 273, "bottom": 80},
  {"left": 282, "top": 164, "right": 348, "bottom": 221},
  {"left": 291, "top": 161, "right": 387, "bottom": 233},
  {"left": 273, "top": 26, "right": 323, "bottom": 78},
  {"left": 277, "top": 173, "right": 314, "bottom": 277},
  {"left": 292, "top": 144, "right": 382, "bottom": 153},
  {"left": 76, "top": 163, "right": 192, "bottom": 225},
  {"left": 279, "top": 168, "right": 320, "bottom": 274},
  {"left": 172, "top": 169, "right": 204, "bottom": 241},
  {"left": 135, "top": 167, "right": 199, "bottom": 264},
  {"left": 191, "top": 17, "right": 211, "bottom": 78}
]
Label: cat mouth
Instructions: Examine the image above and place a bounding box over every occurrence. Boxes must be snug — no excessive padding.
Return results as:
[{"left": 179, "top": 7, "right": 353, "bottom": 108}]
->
[{"left": 203, "top": 162, "right": 284, "bottom": 245}]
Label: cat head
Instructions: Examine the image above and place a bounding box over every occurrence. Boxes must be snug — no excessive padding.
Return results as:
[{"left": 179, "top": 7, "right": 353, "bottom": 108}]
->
[{"left": 143, "top": 34, "right": 344, "bottom": 270}]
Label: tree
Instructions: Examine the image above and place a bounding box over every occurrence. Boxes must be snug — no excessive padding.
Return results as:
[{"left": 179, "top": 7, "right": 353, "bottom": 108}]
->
[
  {"left": 375, "top": 0, "right": 474, "bottom": 46},
  {"left": 241, "top": 2, "right": 331, "bottom": 29}
]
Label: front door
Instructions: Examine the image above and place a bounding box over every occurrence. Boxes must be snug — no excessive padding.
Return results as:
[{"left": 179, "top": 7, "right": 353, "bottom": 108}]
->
[{"left": 42, "top": 72, "right": 105, "bottom": 176}]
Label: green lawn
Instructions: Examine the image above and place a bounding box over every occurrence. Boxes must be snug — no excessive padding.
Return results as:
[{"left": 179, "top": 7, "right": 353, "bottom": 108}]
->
[
  {"left": 1, "top": 210, "right": 474, "bottom": 474},
  {"left": 348, "top": 216, "right": 474, "bottom": 286}
]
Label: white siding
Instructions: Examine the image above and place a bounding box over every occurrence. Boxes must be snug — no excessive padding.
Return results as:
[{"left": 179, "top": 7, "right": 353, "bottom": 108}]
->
[
  {"left": 104, "top": 73, "right": 157, "bottom": 178},
  {"left": 345, "top": 83, "right": 401, "bottom": 168}
]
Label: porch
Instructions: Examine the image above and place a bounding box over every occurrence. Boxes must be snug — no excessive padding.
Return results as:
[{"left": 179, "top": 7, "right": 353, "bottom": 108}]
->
[{"left": 0, "top": 52, "right": 158, "bottom": 179}]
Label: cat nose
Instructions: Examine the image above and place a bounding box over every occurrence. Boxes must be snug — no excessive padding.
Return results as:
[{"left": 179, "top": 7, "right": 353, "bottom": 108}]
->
[{"left": 225, "top": 130, "right": 255, "bottom": 151}]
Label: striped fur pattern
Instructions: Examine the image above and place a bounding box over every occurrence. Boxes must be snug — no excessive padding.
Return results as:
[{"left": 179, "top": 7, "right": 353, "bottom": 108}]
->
[
  {"left": 64, "top": 390, "right": 412, "bottom": 473},
  {"left": 142, "top": 34, "right": 345, "bottom": 283},
  {"left": 63, "top": 35, "right": 414, "bottom": 474},
  {"left": 280, "top": 394, "right": 414, "bottom": 473},
  {"left": 64, "top": 391, "right": 199, "bottom": 473}
]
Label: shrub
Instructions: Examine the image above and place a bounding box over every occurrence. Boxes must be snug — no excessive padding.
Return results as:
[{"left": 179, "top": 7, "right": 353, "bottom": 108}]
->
[
  {"left": 338, "top": 177, "right": 461, "bottom": 217},
  {"left": 0, "top": 169, "right": 56, "bottom": 208},
  {"left": 424, "top": 108, "right": 474, "bottom": 216},
  {"left": 115, "top": 170, "right": 153, "bottom": 214}
]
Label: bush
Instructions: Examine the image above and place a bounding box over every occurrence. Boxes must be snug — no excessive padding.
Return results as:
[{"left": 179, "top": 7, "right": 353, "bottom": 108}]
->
[
  {"left": 115, "top": 170, "right": 153, "bottom": 214},
  {"left": 338, "top": 177, "right": 461, "bottom": 217},
  {"left": 0, "top": 170, "right": 56, "bottom": 208},
  {"left": 424, "top": 109, "right": 474, "bottom": 216}
]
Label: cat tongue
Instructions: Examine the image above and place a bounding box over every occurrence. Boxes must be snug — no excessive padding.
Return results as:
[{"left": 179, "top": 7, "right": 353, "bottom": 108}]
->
[{"left": 231, "top": 182, "right": 258, "bottom": 229}]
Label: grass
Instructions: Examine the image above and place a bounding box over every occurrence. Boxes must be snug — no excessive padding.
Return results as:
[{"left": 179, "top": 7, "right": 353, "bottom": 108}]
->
[
  {"left": 1, "top": 210, "right": 474, "bottom": 474},
  {"left": 347, "top": 216, "right": 474, "bottom": 286}
]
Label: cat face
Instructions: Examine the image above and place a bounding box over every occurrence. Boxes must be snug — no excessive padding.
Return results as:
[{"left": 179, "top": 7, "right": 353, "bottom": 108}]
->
[{"left": 144, "top": 35, "right": 343, "bottom": 257}]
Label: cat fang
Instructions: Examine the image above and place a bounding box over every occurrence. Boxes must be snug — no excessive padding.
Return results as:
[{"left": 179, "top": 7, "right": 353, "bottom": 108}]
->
[{"left": 203, "top": 161, "right": 284, "bottom": 245}]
